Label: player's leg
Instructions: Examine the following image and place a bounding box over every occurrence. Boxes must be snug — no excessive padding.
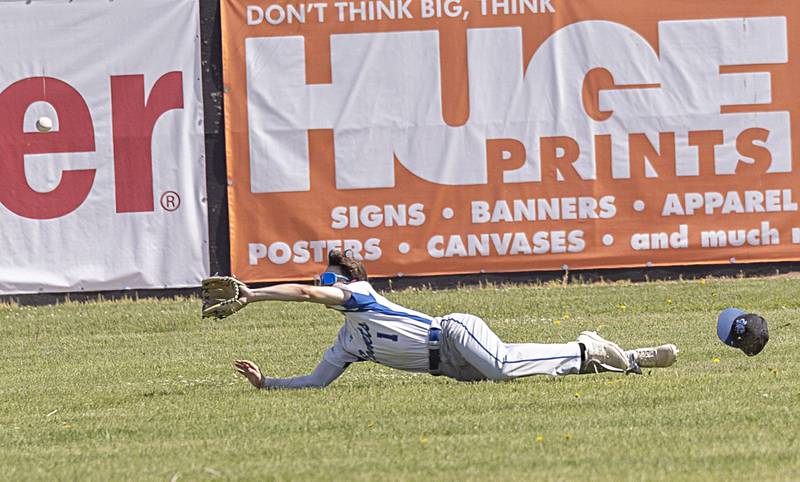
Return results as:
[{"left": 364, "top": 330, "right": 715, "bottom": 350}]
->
[{"left": 440, "top": 313, "right": 583, "bottom": 380}]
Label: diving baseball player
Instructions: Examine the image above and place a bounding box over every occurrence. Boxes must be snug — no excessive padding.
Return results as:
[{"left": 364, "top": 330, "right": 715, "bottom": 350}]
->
[{"left": 221, "top": 250, "right": 678, "bottom": 389}]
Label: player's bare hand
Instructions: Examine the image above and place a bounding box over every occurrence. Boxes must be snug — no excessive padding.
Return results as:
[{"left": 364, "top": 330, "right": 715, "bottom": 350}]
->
[{"left": 234, "top": 359, "right": 263, "bottom": 388}]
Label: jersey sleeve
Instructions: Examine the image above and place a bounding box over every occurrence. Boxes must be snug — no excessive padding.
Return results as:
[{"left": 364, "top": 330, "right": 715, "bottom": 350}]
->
[
  {"left": 260, "top": 358, "right": 347, "bottom": 389},
  {"left": 322, "top": 325, "right": 362, "bottom": 368},
  {"left": 328, "top": 281, "right": 376, "bottom": 312}
]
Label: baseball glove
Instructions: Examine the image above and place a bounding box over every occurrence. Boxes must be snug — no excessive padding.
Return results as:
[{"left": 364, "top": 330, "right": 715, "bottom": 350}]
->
[{"left": 201, "top": 276, "right": 247, "bottom": 319}]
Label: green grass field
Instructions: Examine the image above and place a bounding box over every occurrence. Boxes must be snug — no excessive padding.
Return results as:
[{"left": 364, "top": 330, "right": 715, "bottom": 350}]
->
[{"left": 1, "top": 276, "right": 799, "bottom": 481}]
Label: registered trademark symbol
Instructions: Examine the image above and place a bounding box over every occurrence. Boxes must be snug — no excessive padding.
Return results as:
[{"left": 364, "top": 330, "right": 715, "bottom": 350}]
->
[{"left": 160, "top": 191, "right": 181, "bottom": 211}]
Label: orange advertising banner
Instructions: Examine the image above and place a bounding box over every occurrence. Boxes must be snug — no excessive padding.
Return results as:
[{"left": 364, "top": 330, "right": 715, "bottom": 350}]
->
[{"left": 222, "top": 0, "right": 799, "bottom": 282}]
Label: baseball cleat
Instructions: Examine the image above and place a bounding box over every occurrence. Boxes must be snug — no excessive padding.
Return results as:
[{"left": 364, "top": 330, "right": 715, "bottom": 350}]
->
[
  {"left": 626, "top": 344, "right": 679, "bottom": 369},
  {"left": 577, "top": 331, "right": 630, "bottom": 372}
]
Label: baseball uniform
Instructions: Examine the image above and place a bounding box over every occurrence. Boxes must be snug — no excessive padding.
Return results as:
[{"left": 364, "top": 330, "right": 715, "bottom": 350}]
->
[{"left": 261, "top": 281, "right": 582, "bottom": 389}]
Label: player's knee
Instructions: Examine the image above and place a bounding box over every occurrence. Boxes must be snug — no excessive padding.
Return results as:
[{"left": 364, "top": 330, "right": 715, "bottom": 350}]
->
[{"left": 481, "top": 366, "right": 512, "bottom": 381}]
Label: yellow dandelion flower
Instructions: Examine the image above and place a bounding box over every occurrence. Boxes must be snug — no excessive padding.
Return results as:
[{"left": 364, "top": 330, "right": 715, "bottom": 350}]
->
[
  {"left": 711, "top": 357, "right": 721, "bottom": 363},
  {"left": 535, "top": 435, "right": 545, "bottom": 443},
  {"left": 574, "top": 392, "right": 581, "bottom": 399},
  {"left": 553, "top": 319, "right": 562, "bottom": 326},
  {"left": 618, "top": 304, "right": 627, "bottom": 310},
  {"left": 699, "top": 279, "right": 706, "bottom": 285},
  {"left": 666, "top": 299, "right": 673, "bottom": 304}
]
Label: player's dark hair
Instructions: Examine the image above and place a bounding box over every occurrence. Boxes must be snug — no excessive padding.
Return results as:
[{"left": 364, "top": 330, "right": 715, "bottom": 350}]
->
[{"left": 327, "top": 249, "right": 368, "bottom": 282}]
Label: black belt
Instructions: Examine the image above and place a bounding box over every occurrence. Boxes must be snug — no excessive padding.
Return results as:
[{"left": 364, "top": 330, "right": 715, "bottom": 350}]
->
[{"left": 428, "top": 327, "right": 442, "bottom": 376}]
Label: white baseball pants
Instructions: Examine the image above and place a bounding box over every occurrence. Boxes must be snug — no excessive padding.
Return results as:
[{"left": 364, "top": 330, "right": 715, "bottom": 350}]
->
[{"left": 437, "top": 313, "right": 582, "bottom": 381}]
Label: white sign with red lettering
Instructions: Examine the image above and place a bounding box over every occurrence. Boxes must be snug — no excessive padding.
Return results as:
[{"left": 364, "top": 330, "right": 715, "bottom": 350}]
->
[{"left": 0, "top": 0, "right": 208, "bottom": 294}]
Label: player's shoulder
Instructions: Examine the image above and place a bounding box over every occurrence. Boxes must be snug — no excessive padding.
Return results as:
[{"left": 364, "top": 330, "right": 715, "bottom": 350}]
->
[
  {"left": 324, "top": 281, "right": 373, "bottom": 311},
  {"left": 341, "top": 280, "right": 375, "bottom": 296},
  {"left": 337, "top": 281, "right": 380, "bottom": 310}
]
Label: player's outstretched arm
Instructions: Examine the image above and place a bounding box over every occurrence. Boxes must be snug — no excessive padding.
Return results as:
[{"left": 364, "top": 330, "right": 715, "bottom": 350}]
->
[
  {"left": 239, "top": 283, "right": 349, "bottom": 306},
  {"left": 235, "top": 359, "right": 347, "bottom": 390}
]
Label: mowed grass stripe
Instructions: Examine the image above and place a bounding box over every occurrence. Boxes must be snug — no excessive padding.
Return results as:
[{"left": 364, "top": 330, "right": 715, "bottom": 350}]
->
[{"left": 0, "top": 276, "right": 798, "bottom": 481}]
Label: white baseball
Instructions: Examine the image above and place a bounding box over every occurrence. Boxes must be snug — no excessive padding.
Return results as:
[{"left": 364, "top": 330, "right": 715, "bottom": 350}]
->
[{"left": 35, "top": 116, "right": 53, "bottom": 133}]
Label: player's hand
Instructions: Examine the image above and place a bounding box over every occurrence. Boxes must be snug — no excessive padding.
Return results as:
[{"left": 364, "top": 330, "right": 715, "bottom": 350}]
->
[
  {"left": 237, "top": 282, "right": 254, "bottom": 305},
  {"left": 234, "top": 359, "right": 263, "bottom": 388}
]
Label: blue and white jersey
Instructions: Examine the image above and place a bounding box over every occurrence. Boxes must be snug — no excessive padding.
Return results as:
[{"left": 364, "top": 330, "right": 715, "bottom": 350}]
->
[{"left": 322, "top": 281, "right": 433, "bottom": 372}]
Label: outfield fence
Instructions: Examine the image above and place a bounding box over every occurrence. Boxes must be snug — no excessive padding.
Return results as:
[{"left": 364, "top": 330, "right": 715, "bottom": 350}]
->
[{"left": 1, "top": 0, "right": 799, "bottom": 296}]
